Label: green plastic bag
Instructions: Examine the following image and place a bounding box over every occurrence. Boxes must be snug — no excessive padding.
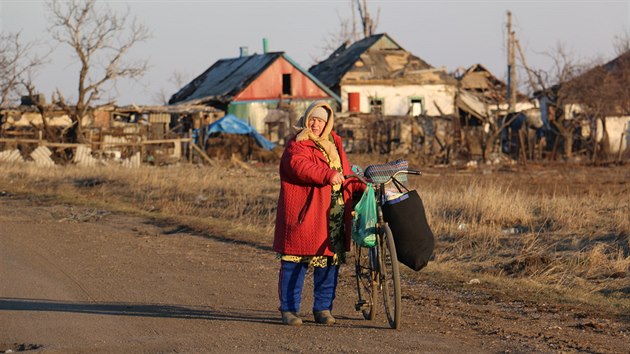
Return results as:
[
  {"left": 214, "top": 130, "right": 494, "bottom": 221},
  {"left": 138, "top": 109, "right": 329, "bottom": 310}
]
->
[{"left": 352, "top": 183, "right": 377, "bottom": 247}]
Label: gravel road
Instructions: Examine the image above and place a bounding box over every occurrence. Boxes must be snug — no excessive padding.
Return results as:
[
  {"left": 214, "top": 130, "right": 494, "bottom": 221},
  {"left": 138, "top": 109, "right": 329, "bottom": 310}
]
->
[{"left": 1, "top": 196, "right": 627, "bottom": 353}]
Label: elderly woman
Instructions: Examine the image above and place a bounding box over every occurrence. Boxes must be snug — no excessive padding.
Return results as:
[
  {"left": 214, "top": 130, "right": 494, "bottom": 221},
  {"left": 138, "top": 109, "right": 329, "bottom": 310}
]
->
[{"left": 273, "top": 100, "right": 362, "bottom": 326}]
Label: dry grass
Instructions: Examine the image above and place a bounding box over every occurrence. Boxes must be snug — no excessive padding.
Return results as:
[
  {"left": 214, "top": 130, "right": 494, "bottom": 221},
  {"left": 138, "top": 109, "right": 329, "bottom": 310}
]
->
[
  {"left": 0, "top": 159, "right": 628, "bottom": 314},
  {"left": 404, "top": 163, "right": 630, "bottom": 311}
]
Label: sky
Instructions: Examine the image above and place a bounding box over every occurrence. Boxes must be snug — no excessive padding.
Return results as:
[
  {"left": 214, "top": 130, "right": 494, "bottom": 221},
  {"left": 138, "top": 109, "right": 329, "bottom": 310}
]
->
[{"left": 1, "top": 0, "right": 629, "bottom": 106}]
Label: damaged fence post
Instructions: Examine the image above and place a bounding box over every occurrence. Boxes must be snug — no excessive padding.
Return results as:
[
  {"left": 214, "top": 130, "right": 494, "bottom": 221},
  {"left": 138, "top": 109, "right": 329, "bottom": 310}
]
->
[{"left": 188, "top": 129, "right": 193, "bottom": 164}]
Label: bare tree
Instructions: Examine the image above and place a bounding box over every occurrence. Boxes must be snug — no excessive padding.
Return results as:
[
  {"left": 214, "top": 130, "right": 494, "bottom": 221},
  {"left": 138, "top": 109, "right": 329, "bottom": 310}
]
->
[
  {"left": 613, "top": 29, "right": 630, "bottom": 55},
  {"left": 314, "top": 2, "right": 357, "bottom": 63},
  {"left": 47, "top": 0, "right": 150, "bottom": 142},
  {"left": 356, "top": 0, "right": 379, "bottom": 39},
  {"left": 0, "top": 32, "right": 44, "bottom": 107},
  {"left": 315, "top": 0, "right": 380, "bottom": 63},
  {"left": 154, "top": 70, "right": 191, "bottom": 105},
  {"left": 518, "top": 43, "right": 586, "bottom": 159}
]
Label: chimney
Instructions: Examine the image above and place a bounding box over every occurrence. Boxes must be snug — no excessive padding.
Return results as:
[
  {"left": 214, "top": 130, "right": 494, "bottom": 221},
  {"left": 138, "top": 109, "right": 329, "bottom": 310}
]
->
[
  {"left": 239, "top": 46, "right": 249, "bottom": 57},
  {"left": 262, "top": 38, "right": 268, "bottom": 54}
]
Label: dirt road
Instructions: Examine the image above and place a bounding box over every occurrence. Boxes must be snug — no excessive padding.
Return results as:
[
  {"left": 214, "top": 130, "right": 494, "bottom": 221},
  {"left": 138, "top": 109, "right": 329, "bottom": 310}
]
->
[{"left": 1, "top": 195, "right": 627, "bottom": 353}]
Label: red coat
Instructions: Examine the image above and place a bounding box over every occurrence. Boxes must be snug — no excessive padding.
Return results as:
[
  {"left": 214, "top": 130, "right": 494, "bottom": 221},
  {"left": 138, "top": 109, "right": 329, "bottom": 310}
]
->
[{"left": 273, "top": 131, "right": 363, "bottom": 256}]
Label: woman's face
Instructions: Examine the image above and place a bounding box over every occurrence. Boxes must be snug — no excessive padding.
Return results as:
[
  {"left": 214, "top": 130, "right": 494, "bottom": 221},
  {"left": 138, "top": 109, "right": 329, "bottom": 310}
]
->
[{"left": 309, "top": 117, "right": 326, "bottom": 137}]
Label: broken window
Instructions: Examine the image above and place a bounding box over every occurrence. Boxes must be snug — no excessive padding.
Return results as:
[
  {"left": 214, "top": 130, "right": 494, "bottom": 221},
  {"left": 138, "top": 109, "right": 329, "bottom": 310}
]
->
[
  {"left": 282, "top": 74, "right": 292, "bottom": 96},
  {"left": 369, "top": 97, "right": 384, "bottom": 115},
  {"left": 409, "top": 97, "right": 424, "bottom": 116}
]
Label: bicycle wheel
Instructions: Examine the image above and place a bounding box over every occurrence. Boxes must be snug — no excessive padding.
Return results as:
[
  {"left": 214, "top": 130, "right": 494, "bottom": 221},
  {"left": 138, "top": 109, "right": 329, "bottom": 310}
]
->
[
  {"left": 354, "top": 242, "right": 377, "bottom": 320},
  {"left": 379, "top": 223, "right": 401, "bottom": 329}
]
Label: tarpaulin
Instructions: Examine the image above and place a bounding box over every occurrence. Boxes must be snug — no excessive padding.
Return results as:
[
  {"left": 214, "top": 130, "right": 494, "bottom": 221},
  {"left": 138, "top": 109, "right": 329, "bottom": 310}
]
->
[{"left": 205, "top": 114, "right": 275, "bottom": 150}]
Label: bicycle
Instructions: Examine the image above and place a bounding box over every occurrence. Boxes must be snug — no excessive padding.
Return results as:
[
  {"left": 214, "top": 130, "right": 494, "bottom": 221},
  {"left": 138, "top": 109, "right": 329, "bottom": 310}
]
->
[{"left": 346, "top": 162, "right": 421, "bottom": 329}]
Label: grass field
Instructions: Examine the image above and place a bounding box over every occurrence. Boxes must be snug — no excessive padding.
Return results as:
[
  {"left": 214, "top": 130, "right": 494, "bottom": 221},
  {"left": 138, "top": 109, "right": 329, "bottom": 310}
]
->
[{"left": 1, "top": 157, "right": 628, "bottom": 316}]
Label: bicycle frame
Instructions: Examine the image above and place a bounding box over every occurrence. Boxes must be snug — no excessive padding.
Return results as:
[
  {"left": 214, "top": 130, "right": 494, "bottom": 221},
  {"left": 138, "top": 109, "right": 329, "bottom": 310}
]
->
[
  {"left": 367, "top": 183, "right": 388, "bottom": 282},
  {"left": 347, "top": 167, "right": 420, "bottom": 329}
]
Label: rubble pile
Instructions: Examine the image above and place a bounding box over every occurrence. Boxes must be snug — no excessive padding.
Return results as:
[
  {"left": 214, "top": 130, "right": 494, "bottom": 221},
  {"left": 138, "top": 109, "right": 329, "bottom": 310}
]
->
[{"left": 205, "top": 133, "right": 280, "bottom": 163}]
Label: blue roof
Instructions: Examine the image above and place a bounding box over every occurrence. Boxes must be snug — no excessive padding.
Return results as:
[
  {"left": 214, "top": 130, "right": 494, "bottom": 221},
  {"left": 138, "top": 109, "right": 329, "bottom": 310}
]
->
[{"left": 206, "top": 114, "right": 275, "bottom": 151}]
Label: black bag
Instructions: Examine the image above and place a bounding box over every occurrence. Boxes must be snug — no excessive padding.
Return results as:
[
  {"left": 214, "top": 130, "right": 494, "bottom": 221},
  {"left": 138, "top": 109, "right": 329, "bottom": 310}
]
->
[{"left": 382, "top": 184, "right": 435, "bottom": 271}]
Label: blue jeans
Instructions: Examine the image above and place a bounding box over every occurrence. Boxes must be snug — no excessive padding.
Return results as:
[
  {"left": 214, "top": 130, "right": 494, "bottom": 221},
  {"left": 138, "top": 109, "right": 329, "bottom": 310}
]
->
[{"left": 278, "top": 260, "right": 339, "bottom": 313}]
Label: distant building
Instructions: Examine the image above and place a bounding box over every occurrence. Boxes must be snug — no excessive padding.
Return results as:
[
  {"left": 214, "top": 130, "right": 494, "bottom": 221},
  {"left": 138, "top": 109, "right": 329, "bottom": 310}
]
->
[
  {"left": 548, "top": 50, "right": 630, "bottom": 156},
  {"left": 169, "top": 50, "right": 340, "bottom": 144},
  {"left": 309, "top": 33, "right": 456, "bottom": 116},
  {"left": 455, "top": 64, "right": 536, "bottom": 121},
  {"left": 457, "top": 63, "right": 534, "bottom": 117}
]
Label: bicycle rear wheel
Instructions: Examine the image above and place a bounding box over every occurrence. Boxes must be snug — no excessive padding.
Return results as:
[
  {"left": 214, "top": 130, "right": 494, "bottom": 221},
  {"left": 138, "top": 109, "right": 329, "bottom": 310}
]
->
[
  {"left": 354, "top": 243, "right": 377, "bottom": 320},
  {"left": 379, "top": 223, "right": 401, "bottom": 329}
]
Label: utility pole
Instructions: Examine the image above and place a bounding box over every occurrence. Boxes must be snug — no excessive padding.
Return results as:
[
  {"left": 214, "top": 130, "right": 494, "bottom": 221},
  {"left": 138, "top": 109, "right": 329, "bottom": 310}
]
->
[{"left": 507, "top": 11, "right": 517, "bottom": 112}]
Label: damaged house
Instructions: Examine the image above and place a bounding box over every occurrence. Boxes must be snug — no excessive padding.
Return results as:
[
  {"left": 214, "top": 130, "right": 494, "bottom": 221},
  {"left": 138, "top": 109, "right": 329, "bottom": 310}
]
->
[
  {"left": 168, "top": 46, "right": 340, "bottom": 145},
  {"left": 539, "top": 50, "right": 630, "bottom": 161},
  {"left": 457, "top": 64, "right": 539, "bottom": 160},
  {"left": 308, "top": 33, "right": 458, "bottom": 157},
  {"left": 458, "top": 63, "right": 534, "bottom": 113},
  {"left": 0, "top": 101, "right": 222, "bottom": 166},
  {"left": 309, "top": 33, "right": 457, "bottom": 116}
]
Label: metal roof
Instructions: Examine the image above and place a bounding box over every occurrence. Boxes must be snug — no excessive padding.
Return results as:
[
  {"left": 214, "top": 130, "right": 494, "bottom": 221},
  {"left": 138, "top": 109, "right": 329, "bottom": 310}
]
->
[
  {"left": 169, "top": 53, "right": 281, "bottom": 105},
  {"left": 169, "top": 52, "right": 340, "bottom": 105},
  {"left": 309, "top": 34, "right": 386, "bottom": 88}
]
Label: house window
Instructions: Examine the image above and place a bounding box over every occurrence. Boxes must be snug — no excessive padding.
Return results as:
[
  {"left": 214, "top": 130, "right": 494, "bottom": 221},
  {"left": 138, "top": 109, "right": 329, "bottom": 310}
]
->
[
  {"left": 409, "top": 97, "right": 424, "bottom": 116},
  {"left": 369, "top": 97, "right": 384, "bottom": 115},
  {"left": 282, "top": 74, "right": 292, "bottom": 95}
]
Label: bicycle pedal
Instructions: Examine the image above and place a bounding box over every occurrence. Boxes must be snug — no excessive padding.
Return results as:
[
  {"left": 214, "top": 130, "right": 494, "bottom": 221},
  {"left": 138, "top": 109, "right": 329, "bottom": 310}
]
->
[{"left": 355, "top": 301, "right": 369, "bottom": 311}]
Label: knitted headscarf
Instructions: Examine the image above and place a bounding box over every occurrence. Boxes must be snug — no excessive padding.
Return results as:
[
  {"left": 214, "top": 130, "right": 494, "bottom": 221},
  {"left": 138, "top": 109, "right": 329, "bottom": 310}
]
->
[{"left": 294, "top": 100, "right": 340, "bottom": 167}]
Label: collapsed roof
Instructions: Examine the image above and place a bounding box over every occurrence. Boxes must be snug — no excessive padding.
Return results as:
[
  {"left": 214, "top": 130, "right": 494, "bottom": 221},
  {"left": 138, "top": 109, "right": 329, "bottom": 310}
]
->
[
  {"left": 309, "top": 33, "right": 455, "bottom": 88},
  {"left": 459, "top": 63, "right": 527, "bottom": 104}
]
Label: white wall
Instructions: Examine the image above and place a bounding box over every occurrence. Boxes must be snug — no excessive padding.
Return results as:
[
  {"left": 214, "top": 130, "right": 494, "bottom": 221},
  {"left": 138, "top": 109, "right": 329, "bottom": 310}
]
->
[
  {"left": 248, "top": 103, "right": 270, "bottom": 133},
  {"left": 245, "top": 100, "right": 319, "bottom": 133},
  {"left": 564, "top": 102, "right": 630, "bottom": 154},
  {"left": 597, "top": 116, "right": 630, "bottom": 154},
  {"left": 341, "top": 84, "right": 456, "bottom": 116}
]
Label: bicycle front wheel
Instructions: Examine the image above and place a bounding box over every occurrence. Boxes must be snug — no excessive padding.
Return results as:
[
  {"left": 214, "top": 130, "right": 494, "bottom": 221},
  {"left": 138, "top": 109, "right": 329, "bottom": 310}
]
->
[
  {"left": 354, "top": 242, "right": 377, "bottom": 320},
  {"left": 379, "top": 223, "right": 401, "bottom": 329}
]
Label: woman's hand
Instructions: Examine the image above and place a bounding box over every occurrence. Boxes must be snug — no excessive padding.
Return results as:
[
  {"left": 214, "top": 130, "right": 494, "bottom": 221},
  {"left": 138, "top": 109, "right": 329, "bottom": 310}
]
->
[{"left": 330, "top": 171, "right": 345, "bottom": 185}]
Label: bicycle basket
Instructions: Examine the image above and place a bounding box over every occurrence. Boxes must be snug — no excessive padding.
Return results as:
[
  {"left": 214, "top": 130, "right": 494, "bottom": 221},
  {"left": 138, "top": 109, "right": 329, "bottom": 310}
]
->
[{"left": 364, "top": 159, "right": 409, "bottom": 185}]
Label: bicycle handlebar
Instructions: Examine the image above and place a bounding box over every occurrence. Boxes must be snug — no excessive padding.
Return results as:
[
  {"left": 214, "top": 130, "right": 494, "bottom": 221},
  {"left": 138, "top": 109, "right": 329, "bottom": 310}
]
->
[{"left": 345, "top": 169, "right": 421, "bottom": 186}]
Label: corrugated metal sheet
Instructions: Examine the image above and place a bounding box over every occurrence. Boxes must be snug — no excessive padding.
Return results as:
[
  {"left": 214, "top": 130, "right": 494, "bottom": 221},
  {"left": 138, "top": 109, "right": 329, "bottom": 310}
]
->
[
  {"left": 0, "top": 149, "right": 23, "bottom": 164},
  {"left": 169, "top": 53, "right": 281, "bottom": 104},
  {"left": 169, "top": 52, "right": 339, "bottom": 106},
  {"left": 148, "top": 113, "right": 170, "bottom": 123},
  {"left": 102, "top": 135, "right": 131, "bottom": 150},
  {"left": 30, "top": 146, "right": 55, "bottom": 167},
  {"left": 74, "top": 145, "right": 99, "bottom": 167},
  {"left": 309, "top": 34, "right": 386, "bottom": 88},
  {"left": 122, "top": 152, "right": 141, "bottom": 168}
]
